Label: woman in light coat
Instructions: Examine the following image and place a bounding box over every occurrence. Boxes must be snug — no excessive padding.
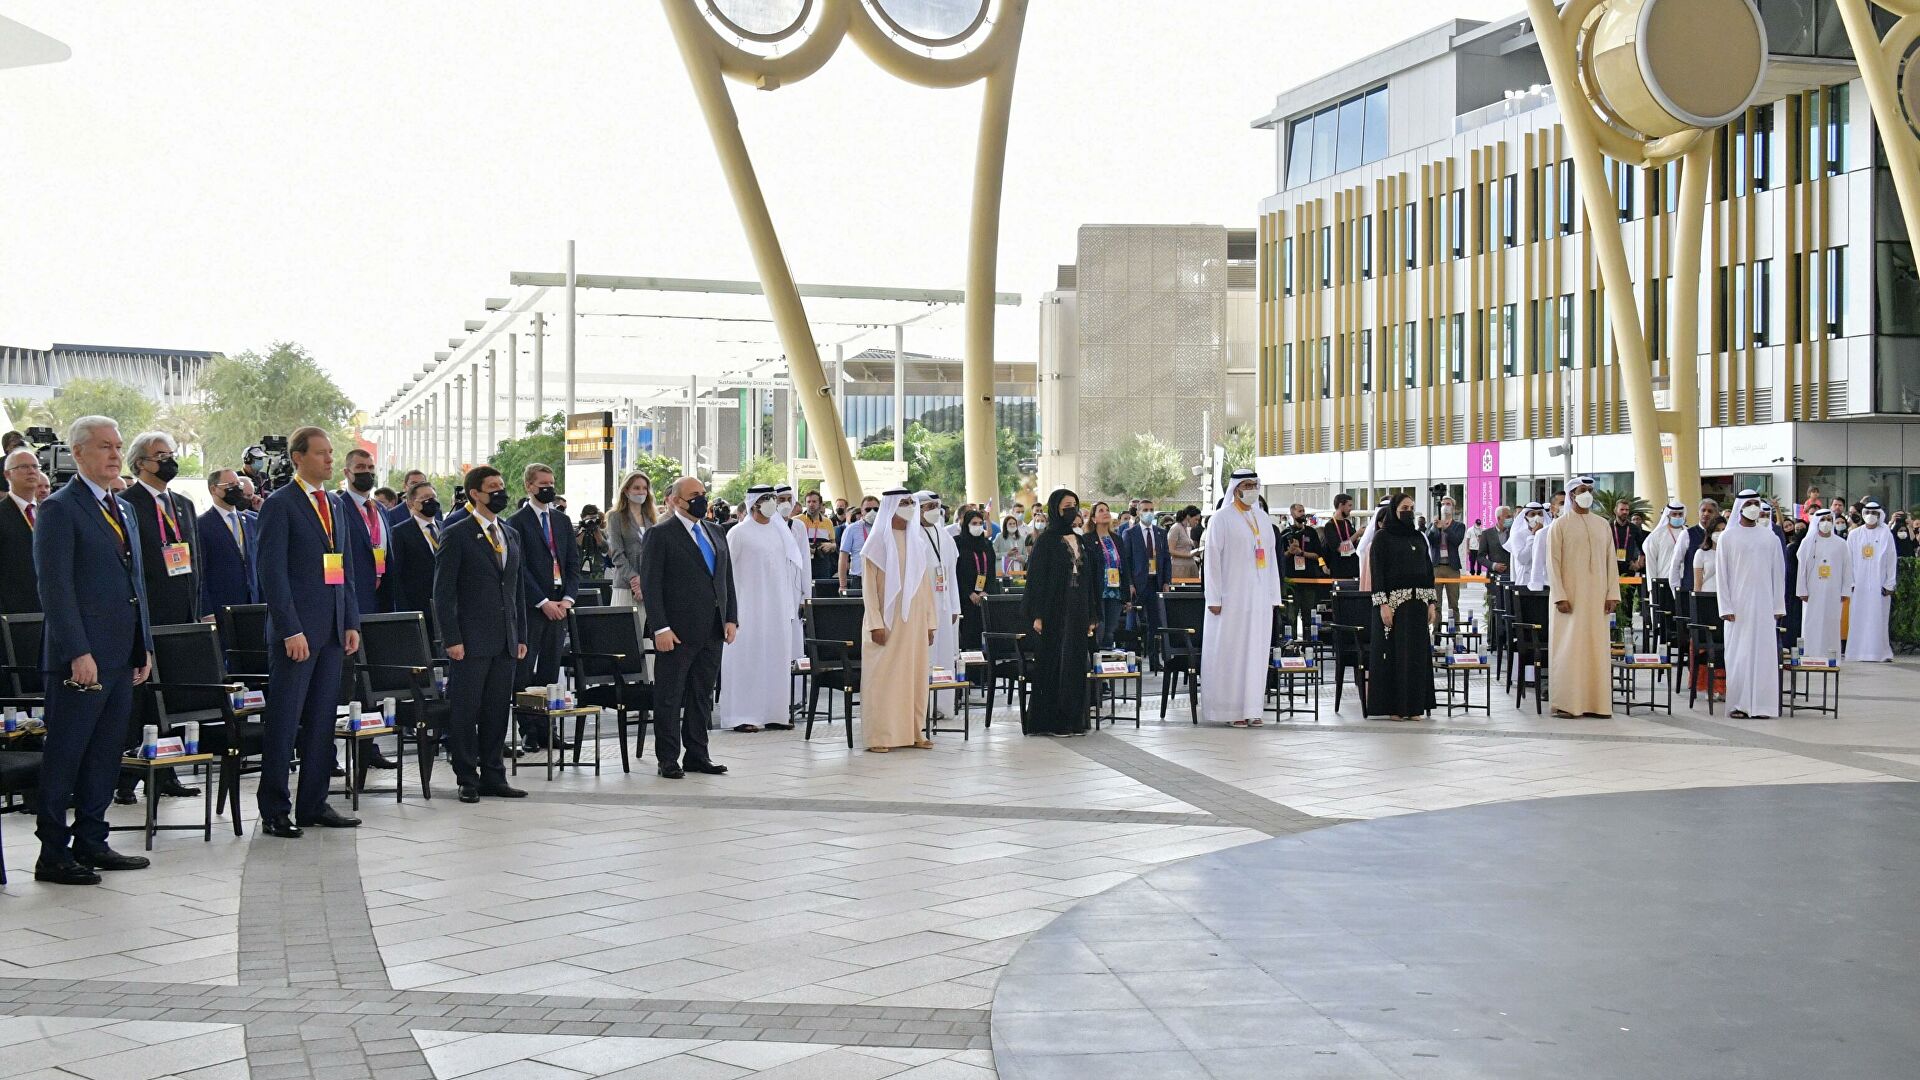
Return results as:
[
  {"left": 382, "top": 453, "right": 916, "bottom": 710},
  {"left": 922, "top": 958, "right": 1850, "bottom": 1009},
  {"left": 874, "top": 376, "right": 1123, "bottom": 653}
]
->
[{"left": 606, "top": 469, "right": 658, "bottom": 616}]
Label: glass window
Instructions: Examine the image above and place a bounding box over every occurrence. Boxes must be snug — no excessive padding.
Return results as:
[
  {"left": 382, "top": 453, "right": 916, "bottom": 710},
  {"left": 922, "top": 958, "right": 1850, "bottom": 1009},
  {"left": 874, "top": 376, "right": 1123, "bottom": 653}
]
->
[
  {"left": 1615, "top": 160, "right": 1636, "bottom": 222},
  {"left": 1319, "top": 227, "right": 1332, "bottom": 287},
  {"left": 1450, "top": 313, "right": 1466, "bottom": 383},
  {"left": 1319, "top": 338, "right": 1332, "bottom": 399},
  {"left": 1404, "top": 321, "right": 1418, "bottom": 388},
  {"left": 1558, "top": 294, "right": 1574, "bottom": 368},
  {"left": 1335, "top": 95, "right": 1366, "bottom": 174},
  {"left": 1753, "top": 259, "right": 1773, "bottom": 346},
  {"left": 1877, "top": 242, "right": 1920, "bottom": 336},
  {"left": 1762, "top": 0, "right": 1816, "bottom": 57},
  {"left": 1282, "top": 237, "right": 1294, "bottom": 296},
  {"left": 1404, "top": 203, "right": 1419, "bottom": 269},
  {"left": 1826, "top": 245, "right": 1846, "bottom": 335},
  {"left": 1826, "top": 83, "right": 1849, "bottom": 176},
  {"left": 1559, "top": 159, "right": 1577, "bottom": 235},
  {"left": 1502, "top": 174, "right": 1518, "bottom": 247},
  {"left": 1361, "top": 215, "right": 1373, "bottom": 280},
  {"left": 1286, "top": 117, "right": 1314, "bottom": 188},
  {"left": 1648, "top": 281, "right": 1664, "bottom": 363},
  {"left": 1282, "top": 343, "right": 1294, "bottom": 403},
  {"left": 1360, "top": 329, "right": 1373, "bottom": 392},
  {"left": 1309, "top": 106, "right": 1338, "bottom": 182},
  {"left": 1752, "top": 107, "right": 1774, "bottom": 191},
  {"left": 1502, "top": 303, "right": 1518, "bottom": 376},
  {"left": 1731, "top": 263, "right": 1748, "bottom": 347},
  {"left": 1450, "top": 189, "right": 1466, "bottom": 259},
  {"left": 1362, "top": 87, "right": 1390, "bottom": 164}
]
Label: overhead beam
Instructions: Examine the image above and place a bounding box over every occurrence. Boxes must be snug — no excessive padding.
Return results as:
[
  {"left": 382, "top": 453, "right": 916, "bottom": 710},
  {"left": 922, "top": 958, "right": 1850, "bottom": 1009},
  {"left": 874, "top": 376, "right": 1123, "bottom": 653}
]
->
[{"left": 509, "top": 271, "right": 1021, "bottom": 307}]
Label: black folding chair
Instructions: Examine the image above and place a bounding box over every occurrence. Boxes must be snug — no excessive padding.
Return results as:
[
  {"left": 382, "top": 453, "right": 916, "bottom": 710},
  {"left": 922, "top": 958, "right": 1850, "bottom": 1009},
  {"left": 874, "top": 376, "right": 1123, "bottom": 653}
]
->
[
  {"left": 353, "top": 612, "right": 447, "bottom": 799},
  {"left": 1686, "top": 592, "right": 1725, "bottom": 713},
  {"left": 216, "top": 604, "right": 271, "bottom": 681},
  {"left": 1158, "top": 592, "right": 1204, "bottom": 723},
  {"left": 0, "top": 750, "right": 43, "bottom": 885},
  {"left": 980, "top": 594, "right": 1033, "bottom": 726},
  {"left": 812, "top": 577, "right": 843, "bottom": 599},
  {"left": 1326, "top": 589, "right": 1372, "bottom": 711},
  {"left": 146, "top": 623, "right": 266, "bottom": 836},
  {"left": 1510, "top": 589, "right": 1551, "bottom": 712},
  {"left": 567, "top": 606, "right": 653, "bottom": 772},
  {"left": 803, "top": 598, "right": 863, "bottom": 746},
  {"left": 1, "top": 613, "right": 45, "bottom": 705},
  {"left": 575, "top": 583, "right": 609, "bottom": 608}
]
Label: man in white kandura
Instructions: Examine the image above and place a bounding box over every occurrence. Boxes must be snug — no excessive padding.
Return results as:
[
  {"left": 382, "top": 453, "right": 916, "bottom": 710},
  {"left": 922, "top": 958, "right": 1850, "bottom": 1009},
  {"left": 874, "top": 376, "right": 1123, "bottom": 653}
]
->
[
  {"left": 1719, "top": 490, "right": 1786, "bottom": 719},
  {"left": 1845, "top": 499, "right": 1898, "bottom": 662},
  {"left": 915, "top": 491, "right": 962, "bottom": 716},
  {"left": 1546, "top": 477, "right": 1614, "bottom": 718},
  {"left": 1795, "top": 509, "right": 1851, "bottom": 660},
  {"left": 716, "top": 487, "right": 807, "bottom": 733},
  {"left": 1510, "top": 503, "right": 1547, "bottom": 589},
  {"left": 1644, "top": 500, "right": 1688, "bottom": 598},
  {"left": 1202, "top": 469, "right": 1283, "bottom": 728}
]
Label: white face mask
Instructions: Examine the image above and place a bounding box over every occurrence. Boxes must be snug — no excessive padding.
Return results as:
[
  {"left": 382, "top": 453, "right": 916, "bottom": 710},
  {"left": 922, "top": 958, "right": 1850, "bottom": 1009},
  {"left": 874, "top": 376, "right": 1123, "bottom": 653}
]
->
[
  {"left": 1527, "top": 515, "right": 1543, "bottom": 531},
  {"left": 1817, "top": 521, "right": 1833, "bottom": 536},
  {"left": 1668, "top": 514, "right": 1685, "bottom": 527},
  {"left": 969, "top": 523, "right": 986, "bottom": 537},
  {"left": 776, "top": 500, "right": 793, "bottom": 518},
  {"left": 627, "top": 491, "right": 648, "bottom": 506},
  {"left": 1572, "top": 491, "right": 1594, "bottom": 510},
  {"left": 1865, "top": 512, "right": 1881, "bottom": 526},
  {"left": 1440, "top": 506, "right": 1454, "bottom": 520},
  {"left": 895, "top": 504, "right": 916, "bottom": 522},
  {"left": 755, "top": 499, "right": 777, "bottom": 521},
  {"left": 863, "top": 509, "right": 876, "bottom": 525},
  {"left": 924, "top": 508, "right": 945, "bottom": 526},
  {"left": 1741, "top": 503, "right": 1764, "bottom": 522},
  {"left": 1235, "top": 486, "right": 1255, "bottom": 507}
]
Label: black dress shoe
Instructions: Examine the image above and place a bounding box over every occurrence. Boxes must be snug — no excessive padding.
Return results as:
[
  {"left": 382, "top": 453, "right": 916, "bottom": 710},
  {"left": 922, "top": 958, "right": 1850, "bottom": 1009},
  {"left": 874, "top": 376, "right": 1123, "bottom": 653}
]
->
[
  {"left": 477, "top": 784, "right": 527, "bottom": 798},
  {"left": 330, "top": 765, "right": 346, "bottom": 777},
  {"left": 298, "top": 808, "right": 361, "bottom": 829},
  {"left": 261, "top": 817, "right": 304, "bottom": 839},
  {"left": 113, "top": 790, "right": 138, "bottom": 806},
  {"left": 458, "top": 784, "right": 480, "bottom": 803},
  {"left": 158, "top": 779, "right": 201, "bottom": 798},
  {"left": 657, "top": 765, "right": 685, "bottom": 779},
  {"left": 74, "top": 847, "right": 150, "bottom": 871},
  {"left": 686, "top": 762, "right": 728, "bottom": 775},
  {"left": 33, "top": 859, "right": 101, "bottom": 885},
  {"left": 364, "top": 753, "right": 399, "bottom": 770}
]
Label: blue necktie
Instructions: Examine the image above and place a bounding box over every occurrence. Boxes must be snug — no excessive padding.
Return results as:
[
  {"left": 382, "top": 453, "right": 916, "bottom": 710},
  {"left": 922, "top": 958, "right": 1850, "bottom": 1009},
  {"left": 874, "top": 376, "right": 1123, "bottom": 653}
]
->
[{"left": 691, "top": 520, "right": 715, "bottom": 574}]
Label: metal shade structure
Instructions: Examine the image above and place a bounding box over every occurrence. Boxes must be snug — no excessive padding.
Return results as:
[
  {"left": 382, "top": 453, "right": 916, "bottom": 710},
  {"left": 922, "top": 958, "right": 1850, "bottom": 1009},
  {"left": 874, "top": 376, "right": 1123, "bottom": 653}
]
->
[
  {"left": 0, "top": 15, "right": 70, "bottom": 71},
  {"left": 1586, "top": 0, "right": 1768, "bottom": 135}
]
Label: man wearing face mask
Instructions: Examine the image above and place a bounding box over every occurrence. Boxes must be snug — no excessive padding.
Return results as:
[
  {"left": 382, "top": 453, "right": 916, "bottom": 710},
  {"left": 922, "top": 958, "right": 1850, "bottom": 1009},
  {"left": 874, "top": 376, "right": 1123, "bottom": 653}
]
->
[
  {"left": 1480, "top": 505, "right": 1513, "bottom": 584},
  {"left": 1845, "top": 499, "right": 1898, "bottom": 662},
  {"left": 1425, "top": 497, "right": 1466, "bottom": 624},
  {"left": 1718, "top": 490, "right": 1786, "bottom": 718},
  {"left": 838, "top": 495, "right": 880, "bottom": 595},
  {"left": 1643, "top": 501, "right": 1688, "bottom": 643},
  {"left": 199, "top": 469, "right": 260, "bottom": 618},
  {"left": 915, "top": 492, "right": 964, "bottom": 717},
  {"left": 860, "top": 490, "right": 937, "bottom": 751},
  {"left": 388, "top": 481, "right": 445, "bottom": 620},
  {"left": 641, "top": 477, "right": 737, "bottom": 776},
  {"left": 717, "top": 487, "right": 807, "bottom": 734},
  {"left": 1544, "top": 477, "right": 1616, "bottom": 718},
  {"left": 118, "top": 431, "right": 205, "bottom": 803},
  {"left": 434, "top": 466, "right": 530, "bottom": 802},
  {"left": 509, "top": 463, "right": 581, "bottom": 751},
  {"left": 1795, "top": 509, "right": 1852, "bottom": 659},
  {"left": 339, "top": 449, "right": 392, "bottom": 620},
  {"left": 1509, "top": 503, "right": 1548, "bottom": 590},
  {"left": 1202, "top": 470, "right": 1284, "bottom": 727},
  {"left": 1672, "top": 499, "right": 1721, "bottom": 600}
]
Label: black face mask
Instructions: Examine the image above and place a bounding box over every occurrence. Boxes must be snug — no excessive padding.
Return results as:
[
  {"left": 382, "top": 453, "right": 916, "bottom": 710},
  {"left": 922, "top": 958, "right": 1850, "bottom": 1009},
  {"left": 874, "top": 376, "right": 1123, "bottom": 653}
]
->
[
  {"left": 1053, "top": 503, "right": 1078, "bottom": 527},
  {"left": 685, "top": 494, "right": 709, "bottom": 520},
  {"left": 535, "top": 485, "right": 557, "bottom": 505},
  {"left": 485, "top": 490, "right": 510, "bottom": 514},
  {"left": 420, "top": 499, "right": 441, "bottom": 518},
  {"left": 153, "top": 458, "right": 179, "bottom": 484},
  {"left": 350, "top": 472, "right": 375, "bottom": 493},
  {"left": 1398, "top": 511, "right": 1415, "bottom": 527},
  {"left": 221, "top": 485, "right": 248, "bottom": 509}
]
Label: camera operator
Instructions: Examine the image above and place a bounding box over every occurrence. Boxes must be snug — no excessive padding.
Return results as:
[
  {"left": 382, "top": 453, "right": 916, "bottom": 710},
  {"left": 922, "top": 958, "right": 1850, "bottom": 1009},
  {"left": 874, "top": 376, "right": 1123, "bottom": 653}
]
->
[
  {"left": 0, "top": 447, "right": 47, "bottom": 614},
  {"left": 241, "top": 444, "right": 272, "bottom": 495}
]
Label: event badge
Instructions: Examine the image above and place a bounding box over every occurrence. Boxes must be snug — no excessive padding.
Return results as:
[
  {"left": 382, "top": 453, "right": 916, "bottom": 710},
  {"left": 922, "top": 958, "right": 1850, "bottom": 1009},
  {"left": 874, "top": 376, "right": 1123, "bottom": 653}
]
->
[
  {"left": 1147, "top": 557, "right": 1157, "bottom": 575},
  {"left": 1819, "top": 563, "right": 1832, "bottom": 580},
  {"left": 161, "top": 542, "right": 192, "bottom": 577},
  {"left": 934, "top": 566, "right": 947, "bottom": 593},
  {"left": 1254, "top": 545, "right": 1267, "bottom": 570},
  {"left": 373, "top": 546, "right": 386, "bottom": 575},
  {"left": 1293, "top": 556, "right": 1306, "bottom": 572},
  {"left": 1106, "top": 566, "right": 1121, "bottom": 588},
  {"left": 1864, "top": 544, "right": 1875, "bottom": 559},
  {"left": 323, "top": 552, "right": 346, "bottom": 586},
  {"left": 1616, "top": 547, "right": 1626, "bottom": 561},
  {"left": 1339, "top": 541, "right": 1353, "bottom": 556},
  {"left": 974, "top": 573, "right": 988, "bottom": 593}
]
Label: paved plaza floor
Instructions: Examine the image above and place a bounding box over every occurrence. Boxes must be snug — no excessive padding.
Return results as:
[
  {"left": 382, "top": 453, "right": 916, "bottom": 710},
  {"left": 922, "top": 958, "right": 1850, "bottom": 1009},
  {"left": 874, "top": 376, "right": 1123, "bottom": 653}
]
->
[{"left": 3, "top": 640, "right": 1917, "bottom": 1079}]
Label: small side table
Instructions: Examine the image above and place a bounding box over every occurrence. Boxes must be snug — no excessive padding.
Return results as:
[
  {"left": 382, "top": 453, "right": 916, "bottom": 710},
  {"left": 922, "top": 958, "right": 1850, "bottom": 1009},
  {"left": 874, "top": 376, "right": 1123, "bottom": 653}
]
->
[
  {"left": 1611, "top": 657, "right": 1675, "bottom": 715},
  {"left": 511, "top": 706, "right": 603, "bottom": 779},
  {"left": 1269, "top": 660, "right": 1321, "bottom": 719},
  {"left": 1435, "top": 657, "right": 1492, "bottom": 717},
  {"left": 331, "top": 726, "right": 403, "bottom": 810},
  {"left": 924, "top": 680, "right": 974, "bottom": 740},
  {"left": 1088, "top": 671, "right": 1144, "bottom": 730},
  {"left": 1780, "top": 661, "right": 1842, "bottom": 717},
  {"left": 115, "top": 754, "right": 214, "bottom": 850}
]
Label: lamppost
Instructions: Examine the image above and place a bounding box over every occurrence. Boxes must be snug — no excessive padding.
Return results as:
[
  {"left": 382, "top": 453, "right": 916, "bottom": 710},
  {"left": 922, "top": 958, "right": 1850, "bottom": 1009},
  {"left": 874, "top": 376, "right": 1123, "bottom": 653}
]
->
[
  {"left": 1525, "top": 0, "right": 1770, "bottom": 512},
  {"left": 662, "top": 0, "right": 1030, "bottom": 504}
]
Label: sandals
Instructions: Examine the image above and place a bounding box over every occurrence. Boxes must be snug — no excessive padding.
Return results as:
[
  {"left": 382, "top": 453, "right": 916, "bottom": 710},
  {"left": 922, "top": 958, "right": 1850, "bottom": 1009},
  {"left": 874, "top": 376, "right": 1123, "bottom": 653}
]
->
[
  {"left": 733, "top": 724, "right": 762, "bottom": 733},
  {"left": 866, "top": 746, "right": 891, "bottom": 753},
  {"left": 913, "top": 739, "right": 935, "bottom": 750},
  {"left": 764, "top": 722, "right": 794, "bottom": 731},
  {"left": 1229, "top": 719, "right": 1251, "bottom": 728},
  {"left": 1728, "top": 710, "right": 1749, "bottom": 719}
]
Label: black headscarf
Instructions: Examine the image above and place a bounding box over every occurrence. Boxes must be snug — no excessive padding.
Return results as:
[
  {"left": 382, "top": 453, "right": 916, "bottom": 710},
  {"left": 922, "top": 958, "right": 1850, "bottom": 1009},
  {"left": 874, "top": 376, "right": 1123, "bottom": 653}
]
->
[
  {"left": 956, "top": 507, "right": 992, "bottom": 555},
  {"left": 1381, "top": 497, "right": 1416, "bottom": 536},
  {"left": 1036, "top": 488, "right": 1080, "bottom": 554}
]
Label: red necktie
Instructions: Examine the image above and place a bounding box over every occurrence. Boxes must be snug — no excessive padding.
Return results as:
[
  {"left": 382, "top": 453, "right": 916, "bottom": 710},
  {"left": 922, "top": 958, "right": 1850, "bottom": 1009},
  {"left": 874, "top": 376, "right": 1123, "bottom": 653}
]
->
[
  {"left": 311, "top": 490, "right": 333, "bottom": 540},
  {"left": 23, "top": 502, "right": 34, "bottom": 529},
  {"left": 362, "top": 502, "right": 383, "bottom": 578}
]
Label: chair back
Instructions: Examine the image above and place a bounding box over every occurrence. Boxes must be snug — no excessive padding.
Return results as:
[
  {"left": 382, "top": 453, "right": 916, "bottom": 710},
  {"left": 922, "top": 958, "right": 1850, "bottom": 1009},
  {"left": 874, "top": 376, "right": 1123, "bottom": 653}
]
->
[
  {"left": 575, "top": 582, "right": 609, "bottom": 608},
  {"left": 1160, "top": 592, "right": 1206, "bottom": 656},
  {"left": 569, "top": 606, "right": 648, "bottom": 685},
  {"left": 148, "top": 623, "right": 233, "bottom": 725},
  {"left": 982, "top": 593, "right": 1026, "bottom": 637},
  {"left": 1328, "top": 589, "right": 1372, "bottom": 661},
  {"left": 0, "top": 613, "right": 44, "bottom": 697},
  {"left": 357, "top": 612, "right": 438, "bottom": 702},
  {"left": 218, "top": 604, "right": 270, "bottom": 675},
  {"left": 812, "top": 577, "right": 843, "bottom": 599},
  {"left": 1688, "top": 592, "right": 1721, "bottom": 626},
  {"left": 803, "top": 599, "right": 864, "bottom": 669}
]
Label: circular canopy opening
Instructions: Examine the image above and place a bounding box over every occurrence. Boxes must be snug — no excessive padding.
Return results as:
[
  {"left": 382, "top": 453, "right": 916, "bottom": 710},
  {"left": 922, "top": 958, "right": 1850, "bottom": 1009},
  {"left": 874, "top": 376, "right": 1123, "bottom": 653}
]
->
[
  {"left": 704, "top": 0, "right": 813, "bottom": 42},
  {"left": 868, "top": 0, "right": 990, "bottom": 47}
]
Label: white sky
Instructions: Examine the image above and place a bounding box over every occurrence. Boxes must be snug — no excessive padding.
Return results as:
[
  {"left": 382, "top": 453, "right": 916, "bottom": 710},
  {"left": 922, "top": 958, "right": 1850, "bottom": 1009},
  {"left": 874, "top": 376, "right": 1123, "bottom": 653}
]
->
[{"left": 0, "top": 0, "right": 1520, "bottom": 410}]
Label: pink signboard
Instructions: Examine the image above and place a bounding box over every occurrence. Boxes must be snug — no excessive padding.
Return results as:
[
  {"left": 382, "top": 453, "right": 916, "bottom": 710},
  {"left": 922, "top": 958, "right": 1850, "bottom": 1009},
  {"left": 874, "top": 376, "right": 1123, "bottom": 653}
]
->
[{"left": 1467, "top": 441, "right": 1501, "bottom": 528}]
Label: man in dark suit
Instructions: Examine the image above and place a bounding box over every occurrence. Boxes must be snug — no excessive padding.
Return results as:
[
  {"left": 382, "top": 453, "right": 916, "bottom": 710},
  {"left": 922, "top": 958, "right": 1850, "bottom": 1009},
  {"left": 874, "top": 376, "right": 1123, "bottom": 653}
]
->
[
  {"left": 387, "top": 479, "right": 444, "bottom": 621},
  {"left": 338, "top": 448, "right": 392, "bottom": 618},
  {"left": 31, "top": 417, "right": 155, "bottom": 884},
  {"left": 118, "top": 431, "right": 203, "bottom": 802},
  {"left": 197, "top": 468, "right": 259, "bottom": 617},
  {"left": 508, "top": 463, "right": 579, "bottom": 751},
  {"left": 387, "top": 470, "right": 429, "bottom": 527},
  {"left": 0, "top": 447, "right": 46, "bottom": 614},
  {"left": 640, "top": 475, "right": 735, "bottom": 779},
  {"left": 1120, "top": 511, "right": 1170, "bottom": 670},
  {"left": 433, "top": 465, "right": 529, "bottom": 803},
  {"left": 255, "top": 426, "right": 363, "bottom": 838}
]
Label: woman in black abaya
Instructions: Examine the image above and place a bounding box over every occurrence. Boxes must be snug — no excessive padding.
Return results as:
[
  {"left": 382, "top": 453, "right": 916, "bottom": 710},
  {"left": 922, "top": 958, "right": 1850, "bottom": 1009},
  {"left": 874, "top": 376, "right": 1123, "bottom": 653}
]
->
[
  {"left": 954, "top": 507, "right": 1000, "bottom": 649},
  {"left": 1366, "top": 493, "right": 1439, "bottom": 721},
  {"left": 1021, "top": 488, "right": 1102, "bottom": 736}
]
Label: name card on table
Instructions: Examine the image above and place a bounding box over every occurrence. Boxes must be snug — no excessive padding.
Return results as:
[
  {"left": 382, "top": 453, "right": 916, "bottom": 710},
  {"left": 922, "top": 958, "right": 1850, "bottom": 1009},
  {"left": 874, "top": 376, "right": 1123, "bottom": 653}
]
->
[
  {"left": 1442, "top": 653, "right": 1489, "bottom": 666},
  {"left": 145, "top": 736, "right": 187, "bottom": 759},
  {"left": 792, "top": 657, "right": 811, "bottom": 672},
  {"left": 1095, "top": 661, "right": 1133, "bottom": 674},
  {"left": 1625, "top": 653, "right": 1665, "bottom": 665},
  {"left": 229, "top": 689, "right": 266, "bottom": 711},
  {"left": 1792, "top": 656, "right": 1838, "bottom": 668},
  {"left": 1273, "top": 656, "right": 1315, "bottom": 670},
  {"left": 958, "top": 650, "right": 987, "bottom": 666},
  {"left": 929, "top": 667, "right": 955, "bottom": 683}
]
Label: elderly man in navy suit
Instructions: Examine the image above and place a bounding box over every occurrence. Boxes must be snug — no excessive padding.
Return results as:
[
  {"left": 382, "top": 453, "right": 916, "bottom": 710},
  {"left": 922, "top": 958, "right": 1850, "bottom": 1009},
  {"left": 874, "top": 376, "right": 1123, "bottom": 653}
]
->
[
  {"left": 197, "top": 469, "right": 259, "bottom": 616},
  {"left": 255, "top": 427, "right": 362, "bottom": 838},
  {"left": 32, "top": 417, "right": 156, "bottom": 885}
]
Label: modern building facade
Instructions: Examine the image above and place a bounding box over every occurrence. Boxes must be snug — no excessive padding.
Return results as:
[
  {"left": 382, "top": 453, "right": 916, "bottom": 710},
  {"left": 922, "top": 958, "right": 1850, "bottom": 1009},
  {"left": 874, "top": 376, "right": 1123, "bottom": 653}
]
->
[
  {"left": 0, "top": 342, "right": 214, "bottom": 406},
  {"left": 1252, "top": 5, "right": 1920, "bottom": 521},
  {"left": 1039, "top": 224, "right": 1257, "bottom": 502}
]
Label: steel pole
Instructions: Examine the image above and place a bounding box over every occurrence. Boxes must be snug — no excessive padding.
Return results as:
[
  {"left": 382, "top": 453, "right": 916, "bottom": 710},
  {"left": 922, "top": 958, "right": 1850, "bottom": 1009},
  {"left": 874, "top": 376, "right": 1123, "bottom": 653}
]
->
[
  {"left": 468, "top": 363, "right": 480, "bottom": 467},
  {"left": 507, "top": 332, "right": 519, "bottom": 439},
  {"left": 532, "top": 312, "right": 546, "bottom": 420},
  {"left": 893, "top": 324, "right": 906, "bottom": 465},
  {"left": 487, "top": 349, "right": 498, "bottom": 461},
  {"left": 565, "top": 240, "right": 578, "bottom": 418}
]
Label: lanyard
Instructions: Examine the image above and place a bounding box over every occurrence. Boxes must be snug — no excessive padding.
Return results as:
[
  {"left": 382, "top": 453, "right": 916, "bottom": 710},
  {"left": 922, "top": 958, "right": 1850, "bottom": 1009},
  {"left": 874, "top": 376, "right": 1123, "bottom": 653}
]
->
[
  {"left": 98, "top": 498, "right": 127, "bottom": 546},
  {"left": 540, "top": 511, "right": 559, "bottom": 556},
  {"left": 1101, "top": 535, "right": 1119, "bottom": 563},
  {"left": 303, "top": 484, "right": 336, "bottom": 552},
  {"left": 481, "top": 520, "right": 505, "bottom": 564},
  {"left": 153, "top": 492, "right": 180, "bottom": 543},
  {"left": 421, "top": 519, "right": 439, "bottom": 552}
]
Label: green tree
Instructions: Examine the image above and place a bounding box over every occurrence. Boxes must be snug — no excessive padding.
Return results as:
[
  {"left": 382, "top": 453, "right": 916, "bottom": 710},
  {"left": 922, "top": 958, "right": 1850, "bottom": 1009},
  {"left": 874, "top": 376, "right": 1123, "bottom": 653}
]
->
[
  {"left": 1094, "top": 433, "right": 1186, "bottom": 501},
  {"left": 489, "top": 412, "right": 567, "bottom": 494},
  {"left": 859, "top": 422, "right": 1034, "bottom": 505},
  {"left": 36, "top": 378, "right": 159, "bottom": 441},
  {"left": 1, "top": 397, "right": 39, "bottom": 432},
  {"left": 199, "top": 343, "right": 355, "bottom": 473},
  {"left": 716, "top": 454, "right": 788, "bottom": 504},
  {"left": 1593, "top": 487, "right": 1650, "bottom": 521},
  {"left": 628, "top": 451, "right": 685, "bottom": 501},
  {"left": 1223, "top": 424, "right": 1255, "bottom": 476}
]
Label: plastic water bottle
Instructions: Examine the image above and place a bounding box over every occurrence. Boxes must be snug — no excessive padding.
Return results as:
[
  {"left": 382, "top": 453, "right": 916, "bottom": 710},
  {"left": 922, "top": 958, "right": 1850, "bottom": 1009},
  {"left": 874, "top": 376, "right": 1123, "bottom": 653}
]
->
[
  {"left": 141, "top": 724, "right": 159, "bottom": 759},
  {"left": 2, "top": 707, "right": 15, "bottom": 733},
  {"left": 382, "top": 698, "right": 397, "bottom": 724},
  {"left": 183, "top": 721, "right": 199, "bottom": 754}
]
